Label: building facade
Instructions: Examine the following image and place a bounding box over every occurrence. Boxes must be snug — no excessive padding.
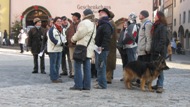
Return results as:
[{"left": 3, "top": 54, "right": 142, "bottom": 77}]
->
[
  {"left": 0, "top": 0, "right": 10, "bottom": 37},
  {"left": 173, "top": 0, "right": 190, "bottom": 53},
  {"left": 164, "top": 0, "right": 173, "bottom": 40},
  {"left": 11, "top": 0, "right": 153, "bottom": 29}
]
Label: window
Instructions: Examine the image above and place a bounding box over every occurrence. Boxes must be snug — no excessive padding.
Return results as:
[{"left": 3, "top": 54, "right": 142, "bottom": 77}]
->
[
  {"left": 174, "top": 0, "right": 176, "bottom": 7},
  {"left": 174, "top": 19, "right": 176, "bottom": 26},
  {"left": 188, "top": 11, "right": 190, "bottom": 23},
  {"left": 183, "top": 11, "right": 186, "bottom": 24},
  {"left": 180, "top": 14, "right": 181, "bottom": 25},
  {"left": 180, "top": 0, "right": 182, "bottom": 3}
]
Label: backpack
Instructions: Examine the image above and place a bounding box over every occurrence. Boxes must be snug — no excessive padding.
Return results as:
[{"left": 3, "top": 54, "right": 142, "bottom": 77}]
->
[{"left": 142, "top": 20, "right": 152, "bottom": 31}]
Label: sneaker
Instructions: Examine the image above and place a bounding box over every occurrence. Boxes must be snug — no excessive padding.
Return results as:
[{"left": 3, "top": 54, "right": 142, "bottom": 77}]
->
[
  {"left": 131, "top": 82, "right": 140, "bottom": 87},
  {"left": 156, "top": 87, "right": 164, "bottom": 93},
  {"left": 69, "top": 86, "right": 82, "bottom": 91},
  {"left": 93, "top": 84, "right": 104, "bottom": 89}
]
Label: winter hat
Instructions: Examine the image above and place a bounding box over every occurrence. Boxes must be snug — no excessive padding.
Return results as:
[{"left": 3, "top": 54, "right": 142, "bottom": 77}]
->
[
  {"left": 33, "top": 18, "right": 41, "bottom": 25},
  {"left": 140, "top": 10, "right": 149, "bottom": 18},
  {"left": 128, "top": 13, "right": 137, "bottom": 21},
  {"left": 71, "top": 12, "right": 81, "bottom": 19},
  {"left": 83, "top": 9, "right": 93, "bottom": 16}
]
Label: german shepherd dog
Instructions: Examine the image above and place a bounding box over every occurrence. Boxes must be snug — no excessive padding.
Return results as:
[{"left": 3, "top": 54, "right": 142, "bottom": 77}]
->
[{"left": 124, "top": 56, "right": 169, "bottom": 92}]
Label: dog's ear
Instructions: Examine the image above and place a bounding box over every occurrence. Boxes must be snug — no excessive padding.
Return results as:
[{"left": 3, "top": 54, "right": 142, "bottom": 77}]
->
[{"left": 163, "top": 65, "right": 170, "bottom": 70}]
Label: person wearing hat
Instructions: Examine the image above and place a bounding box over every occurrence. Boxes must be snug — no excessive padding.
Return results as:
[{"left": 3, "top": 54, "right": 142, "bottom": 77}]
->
[
  {"left": 60, "top": 16, "right": 72, "bottom": 76},
  {"left": 28, "top": 17, "right": 46, "bottom": 74},
  {"left": 134, "top": 10, "right": 153, "bottom": 86},
  {"left": 94, "top": 8, "right": 113, "bottom": 89},
  {"left": 137, "top": 10, "right": 152, "bottom": 62},
  {"left": 106, "top": 11, "right": 117, "bottom": 84},
  {"left": 70, "top": 9, "right": 96, "bottom": 90},
  {"left": 66, "top": 12, "right": 81, "bottom": 78}
]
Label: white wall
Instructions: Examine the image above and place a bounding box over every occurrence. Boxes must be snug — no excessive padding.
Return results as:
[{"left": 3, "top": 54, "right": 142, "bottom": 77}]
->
[
  {"left": 173, "top": 0, "right": 190, "bottom": 33},
  {"left": 11, "top": 0, "right": 153, "bottom": 23}
]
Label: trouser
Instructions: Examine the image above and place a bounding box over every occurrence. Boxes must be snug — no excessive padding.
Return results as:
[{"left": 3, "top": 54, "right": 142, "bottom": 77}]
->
[
  {"left": 91, "top": 63, "right": 97, "bottom": 78},
  {"left": 19, "top": 44, "right": 24, "bottom": 53},
  {"left": 151, "top": 54, "right": 164, "bottom": 88},
  {"left": 33, "top": 54, "right": 45, "bottom": 72},
  {"left": 117, "top": 47, "right": 128, "bottom": 68},
  {"left": 69, "top": 47, "right": 75, "bottom": 76},
  {"left": 95, "top": 51, "right": 109, "bottom": 89},
  {"left": 74, "top": 58, "right": 91, "bottom": 89},
  {"left": 49, "top": 52, "right": 62, "bottom": 81},
  {"left": 62, "top": 46, "right": 72, "bottom": 74}
]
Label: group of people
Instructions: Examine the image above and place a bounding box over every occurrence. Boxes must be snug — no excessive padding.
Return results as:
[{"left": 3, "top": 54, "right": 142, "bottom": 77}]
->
[
  {"left": 26, "top": 8, "right": 169, "bottom": 93},
  {"left": 118, "top": 10, "right": 169, "bottom": 93}
]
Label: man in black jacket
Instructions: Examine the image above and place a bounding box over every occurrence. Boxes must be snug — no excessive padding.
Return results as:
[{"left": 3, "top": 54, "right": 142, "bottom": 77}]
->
[
  {"left": 94, "top": 8, "right": 113, "bottom": 89},
  {"left": 28, "top": 18, "right": 46, "bottom": 74}
]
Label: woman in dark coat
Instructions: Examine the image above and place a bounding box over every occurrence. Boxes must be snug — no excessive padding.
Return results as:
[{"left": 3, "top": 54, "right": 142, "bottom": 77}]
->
[{"left": 150, "top": 11, "right": 168, "bottom": 93}]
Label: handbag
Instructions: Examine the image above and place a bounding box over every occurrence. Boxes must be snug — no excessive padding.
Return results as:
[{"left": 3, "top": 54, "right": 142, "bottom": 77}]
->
[{"left": 73, "top": 24, "right": 95, "bottom": 61}]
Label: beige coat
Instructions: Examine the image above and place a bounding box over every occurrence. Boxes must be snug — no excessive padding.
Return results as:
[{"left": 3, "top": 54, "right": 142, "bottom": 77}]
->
[
  {"left": 137, "top": 18, "right": 152, "bottom": 56},
  {"left": 71, "top": 17, "right": 96, "bottom": 58}
]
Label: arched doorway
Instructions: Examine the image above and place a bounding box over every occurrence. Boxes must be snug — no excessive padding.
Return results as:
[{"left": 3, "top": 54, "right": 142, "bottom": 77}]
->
[
  {"left": 21, "top": 5, "right": 52, "bottom": 28},
  {"left": 178, "top": 25, "right": 185, "bottom": 48}
]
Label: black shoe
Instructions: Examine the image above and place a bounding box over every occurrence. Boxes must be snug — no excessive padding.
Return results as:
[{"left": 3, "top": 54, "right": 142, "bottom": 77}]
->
[
  {"left": 60, "top": 72, "right": 68, "bottom": 76},
  {"left": 70, "top": 87, "right": 82, "bottom": 91},
  {"left": 120, "top": 78, "right": 124, "bottom": 81},
  {"left": 69, "top": 75, "right": 74, "bottom": 78},
  {"left": 107, "top": 81, "right": 112, "bottom": 84},
  {"left": 52, "top": 79, "right": 63, "bottom": 83},
  {"left": 41, "top": 71, "right": 46, "bottom": 74},
  {"left": 152, "top": 85, "right": 158, "bottom": 90},
  {"left": 32, "top": 71, "right": 38, "bottom": 73},
  {"left": 83, "top": 88, "right": 90, "bottom": 90}
]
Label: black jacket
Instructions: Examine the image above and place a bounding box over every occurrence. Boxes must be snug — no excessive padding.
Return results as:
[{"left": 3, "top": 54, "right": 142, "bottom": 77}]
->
[
  {"left": 28, "top": 27, "right": 46, "bottom": 54},
  {"left": 95, "top": 17, "right": 113, "bottom": 51},
  {"left": 150, "top": 23, "right": 167, "bottom": 57}
]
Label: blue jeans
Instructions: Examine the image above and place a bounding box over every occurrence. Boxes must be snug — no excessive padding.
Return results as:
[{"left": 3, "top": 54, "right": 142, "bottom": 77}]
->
[
  {"left": 49, "top": 52, "right": 62, "bottom": 81},
  {"left": 157, "top": 71, "right": 164, "bottom": 87},
  {"left": 151, "top": 54, "right": 165, "bottom": 88},
  {"left": 74, "top": 58, "right": 91, "bottom": 89},
  {"left": 95, "top": 51, "right": 109, "bottom": 89}
]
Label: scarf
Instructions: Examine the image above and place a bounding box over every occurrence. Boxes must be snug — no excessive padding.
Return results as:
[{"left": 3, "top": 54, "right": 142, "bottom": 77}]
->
[
  {"left": 151, "top": 20, "right": 161, "bottom": 35},
  {"left": 55, "top": 24, "right": 62, "bottom": 33},
  {"left": 98, "top": 16, "right": 110, "bottom": 25}
]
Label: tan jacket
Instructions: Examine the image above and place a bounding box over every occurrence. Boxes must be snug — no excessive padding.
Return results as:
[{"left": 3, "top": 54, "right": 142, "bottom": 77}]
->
[
  {"left": 71, "top": 18, "right": 96, "bottom": 58},
  {"left": 137, "top": 18, "right": 152, "bottom": 56}
]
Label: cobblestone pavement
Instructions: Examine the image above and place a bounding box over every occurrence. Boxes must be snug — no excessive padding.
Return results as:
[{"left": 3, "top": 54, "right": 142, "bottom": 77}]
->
[{"left": 0, "top": 48, "right": 190, "bottom": 107}]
